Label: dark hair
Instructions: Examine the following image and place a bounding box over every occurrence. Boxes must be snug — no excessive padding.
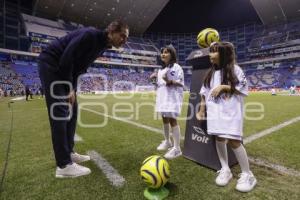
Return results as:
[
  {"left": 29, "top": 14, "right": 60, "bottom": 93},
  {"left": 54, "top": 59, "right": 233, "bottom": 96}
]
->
[
  {"left": 105, "top": 20, "right": 128, "bottom": 33},
  {"left": 160, "top": 45, "right": 177, "bottom": 68},
  {"left": 203, "top": 42, "right": 238, "bottom": 93}
]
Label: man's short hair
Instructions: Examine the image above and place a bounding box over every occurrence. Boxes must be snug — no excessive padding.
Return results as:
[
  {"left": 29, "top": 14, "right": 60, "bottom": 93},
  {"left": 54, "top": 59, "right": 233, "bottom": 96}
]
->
[{"left": 106, "top": 20, "right": 128, "bottom": 33}]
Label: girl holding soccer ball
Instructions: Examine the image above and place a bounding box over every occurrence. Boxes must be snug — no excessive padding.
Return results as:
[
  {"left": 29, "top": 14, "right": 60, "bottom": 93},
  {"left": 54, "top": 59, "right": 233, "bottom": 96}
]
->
[
  {"left": 151, "top": 45, "right": 184, "bottom": 159},
  {"left": 196, "top": 42, "right": 257, "bottom": 192}
]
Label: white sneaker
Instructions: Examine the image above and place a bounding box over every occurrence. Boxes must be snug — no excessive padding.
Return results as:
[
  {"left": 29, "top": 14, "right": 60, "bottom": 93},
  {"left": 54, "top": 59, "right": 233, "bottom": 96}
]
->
[
  {"left": 71, "top": 152, "right": 90, "bottom": 163},
  {"left": 55, "top": 163, "right": 91, "bottom": 178},
  {"left": 164, "top": 147, "right": 182, "bottom": 159},
  {"left": 215, "top": 168, "right": 233, "bottom": 186},
  {"left": 157, "top": 140, "right": 172, "bottom": 151},
  {"left": 235, "top": 171, "right": 257, "bottom": 192}
]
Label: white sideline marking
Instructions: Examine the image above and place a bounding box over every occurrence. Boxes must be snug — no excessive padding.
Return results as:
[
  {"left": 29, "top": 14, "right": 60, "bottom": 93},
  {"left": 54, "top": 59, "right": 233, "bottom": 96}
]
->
[
  {"left": 81, "top": 106, "right": 299, "bottom": 176},
  {"left": 249, "top": 156, "right": 300, "bottom": 177},
  {"left": 6, "top": 110, "right": 22, "bottom": 112},
  {"left": 5, "top": 108, "right": 46, "bottom": 112},
  {"left": 81, "top": 107, "right": 184, "bottom": 139},
  {"left": 278, "top": 94, "right": 300, "bottom": 96},
  {"left": 88, "top": 150, "right": 125, "bottom": 187},
  {"left": 20, "top": 101, "right": 300, "bottom": 176},
  {"left": 74, "top": 133, "right": 83, "bottom": 142},
  {"left": 11, "top": 96, "right": 25, "bottom": 101},
  {"left": 244, "top": 116, "right": 300, "bottom": 175},
  {"left": 32, "top": 108, "right": 47, "bottom": 111},
  {"left": 244, "top": 116, "right": 300, "bottom": 144},
  {"left": 32, "top": 107, "right": 300, "bottom": 143}
]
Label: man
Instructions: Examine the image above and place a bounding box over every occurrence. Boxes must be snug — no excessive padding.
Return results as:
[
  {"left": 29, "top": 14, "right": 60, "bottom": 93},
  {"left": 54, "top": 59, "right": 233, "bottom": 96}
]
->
[
  {"left": 25, "top": 85, "right": 32, "bottom": 101},
  {"left": 271, "top": 87, "right": 276, "bottom": 96},
  {"left": 38, "top": 20, "right": 129, "bottom": 178},
  {"left": 38, "top": 85, "right": 44, "bottom": 99}
]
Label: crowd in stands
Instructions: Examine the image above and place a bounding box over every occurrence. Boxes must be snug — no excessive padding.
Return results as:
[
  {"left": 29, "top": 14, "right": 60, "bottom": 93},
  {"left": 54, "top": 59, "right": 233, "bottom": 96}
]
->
[
  {"left": 0, "top": 59, "right": 193, "bottom": 97},
  {"left": 242, "top": 59, "right": 300, "bottom": 89},
  {"left": 79, "top": 66, "right": 154, "bottom": 92},
  {"left": 1, "top": 59, "right": 299, "bottom": 97},
  {"left": 1, "top": 14, "right": 299, "bottom": 97},
  {"left": 0, "top": 62, "right": 25, "bottom": 96}
]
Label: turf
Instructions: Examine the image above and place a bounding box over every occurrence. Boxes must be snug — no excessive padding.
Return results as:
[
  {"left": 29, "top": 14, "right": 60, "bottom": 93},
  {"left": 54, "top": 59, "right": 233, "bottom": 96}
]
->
[{"left": 0, "top": 92, "right": 299, "bottom": 199}]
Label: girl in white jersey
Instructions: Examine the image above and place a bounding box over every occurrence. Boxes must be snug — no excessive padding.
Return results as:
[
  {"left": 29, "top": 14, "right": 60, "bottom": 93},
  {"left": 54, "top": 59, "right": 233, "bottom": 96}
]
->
[
  {"left": 151, "top": 45, "right": 184, "bottom": 159},
  {"left": 196, "top": 42, "right": 257, "bottom": 192}
]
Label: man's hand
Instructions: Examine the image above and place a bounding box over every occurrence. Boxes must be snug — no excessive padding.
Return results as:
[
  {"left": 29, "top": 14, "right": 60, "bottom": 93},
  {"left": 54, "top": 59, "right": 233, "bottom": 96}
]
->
[{"left": 68, "top": 90, "right": 76, "bottom": 105}]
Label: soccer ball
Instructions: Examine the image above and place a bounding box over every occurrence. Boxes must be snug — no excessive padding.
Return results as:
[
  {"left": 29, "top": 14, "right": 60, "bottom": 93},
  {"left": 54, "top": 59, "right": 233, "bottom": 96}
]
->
[
  {"left": 140, "top": 155, "right": 170, "bottom": 189},
  {"left": 197, "top": 28, "right": 220, "bottom": 48}
]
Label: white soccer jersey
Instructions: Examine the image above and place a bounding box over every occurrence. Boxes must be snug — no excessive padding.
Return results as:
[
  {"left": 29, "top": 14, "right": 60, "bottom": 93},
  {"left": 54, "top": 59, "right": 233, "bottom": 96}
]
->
[
  {"left": 155, "top": 63, "right": 184, "bottom": 114},
  {"left": 200, "top": 65, "right": 248, "bottom": 138}
]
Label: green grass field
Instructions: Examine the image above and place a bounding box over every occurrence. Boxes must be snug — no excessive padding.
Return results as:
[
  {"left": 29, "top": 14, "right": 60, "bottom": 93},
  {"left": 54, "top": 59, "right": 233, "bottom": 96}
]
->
[{"left": 0, "top": 92, "right": 300, "bottom": 199}]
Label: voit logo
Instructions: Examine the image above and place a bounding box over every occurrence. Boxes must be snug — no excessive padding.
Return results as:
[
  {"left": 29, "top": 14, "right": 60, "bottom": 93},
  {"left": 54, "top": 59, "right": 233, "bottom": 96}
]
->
[
  {"left": 193, "top": 50, "right": 203, "bottom": 58},
  {"left": 191, "top": 126, "right": 210, "bottom": 144}
]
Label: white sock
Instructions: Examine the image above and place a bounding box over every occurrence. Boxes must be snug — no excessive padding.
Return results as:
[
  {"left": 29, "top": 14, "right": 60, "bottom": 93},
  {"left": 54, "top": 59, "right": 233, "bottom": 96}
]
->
[
  {"left": 163, "top": 123, "right": 170, "bottom": 142},
  {"left": 171, "top": 125, "right": 181, "bottom": 149},
  {"left": 216, "top": 140, "right": 229, "bottom": 171},
  {"left": 232, "top": 145, "right": 250, "bottom": 173}
]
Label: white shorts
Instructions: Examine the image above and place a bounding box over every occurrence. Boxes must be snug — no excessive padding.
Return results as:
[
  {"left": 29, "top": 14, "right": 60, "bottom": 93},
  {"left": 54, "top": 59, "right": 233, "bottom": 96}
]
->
[
  {"left": 208, "top": 132, "right": 242, "bottom": 141},
  {"left": 160, "top": 112, "right": 179, "bottom": 119}
]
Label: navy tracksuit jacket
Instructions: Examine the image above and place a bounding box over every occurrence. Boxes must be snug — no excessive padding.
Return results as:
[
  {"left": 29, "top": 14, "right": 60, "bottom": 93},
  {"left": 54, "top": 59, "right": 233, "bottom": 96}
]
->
[{"left": 38, "top": 27, "right": 111, "bottom": 167}]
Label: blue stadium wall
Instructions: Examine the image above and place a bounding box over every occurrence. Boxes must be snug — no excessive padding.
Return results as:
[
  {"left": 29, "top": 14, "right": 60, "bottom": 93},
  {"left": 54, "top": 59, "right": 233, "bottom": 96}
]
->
[{"left": 143, "top": 22, "right": 264, "bottom": 65}]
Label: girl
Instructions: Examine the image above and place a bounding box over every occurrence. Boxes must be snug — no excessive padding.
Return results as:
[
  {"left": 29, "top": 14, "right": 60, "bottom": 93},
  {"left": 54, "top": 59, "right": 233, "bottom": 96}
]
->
[
  {"left": 196, "top": 42, "right": 257, "bottom": 192},
  {"left": 151, "top": 45, "right": 184, "bottom": 159}
]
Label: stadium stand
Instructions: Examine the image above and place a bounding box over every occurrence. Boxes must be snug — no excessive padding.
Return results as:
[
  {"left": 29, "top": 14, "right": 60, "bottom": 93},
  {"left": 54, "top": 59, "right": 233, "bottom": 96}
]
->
[
  {"left": 0, "top": 8, "right": 299, "bottom": 94},
  {"left": 79, "top": 66, "right": 155, "bottom": 93},
  {"left": 0, "top": 62, "right": 24, "bottom": 96},
  {"left": 144, "top": 22, "right": 299, "bottom": 91},
  {"left": 242, "top": 59, "right": 300, "bottom": 89},
  {"left": 0, "top": 50, "right": 160, "bottom": 95},
  {"left": 21, "top": 13, "right": 161, "bottom": 68}
]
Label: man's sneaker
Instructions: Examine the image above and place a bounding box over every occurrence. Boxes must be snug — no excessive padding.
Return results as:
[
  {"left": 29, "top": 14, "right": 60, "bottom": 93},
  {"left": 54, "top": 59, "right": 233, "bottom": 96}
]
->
[
  {"left": 164, "top": 147, "right": 182, "bottom": 159},
  {"left": 215, "top": 168, "right": 233, "bottom": 186},
  {"left": 235, "top": 171, "right": 257, "bottom": 192},
  {"left": 71, "top": 152, "right": 90, "bottom": 163},
  {"left": 157, "top": 140, "right": 172, "bottom": 151},
  {"left": 55, "top": 163, "right": 91, "bottom": 178}
]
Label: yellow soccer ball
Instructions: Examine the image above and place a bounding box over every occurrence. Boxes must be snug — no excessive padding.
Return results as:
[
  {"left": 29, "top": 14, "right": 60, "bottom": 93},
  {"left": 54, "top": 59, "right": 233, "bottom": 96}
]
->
[
  {"left": 197, "top": 28, "right": 220, "bottom": 48},
  {"left": 140, "top": 155, "right": 170, "bottom": 188}
]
